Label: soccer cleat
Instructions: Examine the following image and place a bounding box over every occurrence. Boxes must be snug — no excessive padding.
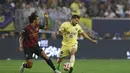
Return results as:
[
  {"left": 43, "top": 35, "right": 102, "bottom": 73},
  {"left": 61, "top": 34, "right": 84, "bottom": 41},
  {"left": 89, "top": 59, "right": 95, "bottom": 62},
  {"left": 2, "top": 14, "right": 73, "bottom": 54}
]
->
[
  {"left": 55, "top": 70, "right": 61, "bottom": 73},
  {"left": 20, "top": 62, "right": 25, "bottom": 73},
  {"left": 69, "top": 67, "right": 73, "bottom": 73}
]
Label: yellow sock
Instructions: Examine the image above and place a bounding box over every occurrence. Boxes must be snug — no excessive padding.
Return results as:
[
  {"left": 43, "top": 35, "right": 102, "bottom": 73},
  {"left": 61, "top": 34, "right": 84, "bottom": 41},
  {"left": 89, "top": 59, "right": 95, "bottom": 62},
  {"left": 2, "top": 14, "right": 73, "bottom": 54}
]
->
[{"left": 70, "top": 55, "right": 75, "bottom": 67}]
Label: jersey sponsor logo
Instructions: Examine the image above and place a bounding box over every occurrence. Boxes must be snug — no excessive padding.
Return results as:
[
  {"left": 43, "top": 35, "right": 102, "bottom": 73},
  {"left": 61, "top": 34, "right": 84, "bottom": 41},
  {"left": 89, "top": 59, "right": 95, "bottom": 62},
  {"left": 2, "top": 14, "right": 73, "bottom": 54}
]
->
[
  {"left": 69, "top": 32, "right": 76, "bottom": 38},
  {"left": 66, "top": 32, "right": 70, "bottom": 34}
]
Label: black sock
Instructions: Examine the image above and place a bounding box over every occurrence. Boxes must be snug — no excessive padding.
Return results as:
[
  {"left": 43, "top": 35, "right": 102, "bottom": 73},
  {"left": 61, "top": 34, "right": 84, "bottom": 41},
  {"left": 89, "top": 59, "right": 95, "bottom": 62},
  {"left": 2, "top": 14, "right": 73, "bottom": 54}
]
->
[
  {"left": 69, "top": 67, "right": 73, "bottom": 73},
  {"left": 23, "top": 63, "right": 27, "bottom": 68},
  {"left": 45, "top": 59, "right": 56, "bottom": 71}
]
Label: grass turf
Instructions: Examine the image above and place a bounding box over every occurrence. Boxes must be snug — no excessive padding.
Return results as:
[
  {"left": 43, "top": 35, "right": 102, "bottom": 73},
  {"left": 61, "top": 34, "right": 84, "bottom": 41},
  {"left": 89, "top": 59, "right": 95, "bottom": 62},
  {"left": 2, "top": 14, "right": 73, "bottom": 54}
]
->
[{"left": 0, "top": 59, "right": 130, "bottom": 73}]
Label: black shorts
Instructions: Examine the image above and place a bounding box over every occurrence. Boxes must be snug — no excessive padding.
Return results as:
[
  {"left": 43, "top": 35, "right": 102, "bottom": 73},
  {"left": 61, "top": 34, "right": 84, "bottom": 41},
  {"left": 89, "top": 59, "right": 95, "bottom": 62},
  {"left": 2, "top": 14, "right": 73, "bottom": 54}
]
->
[{"left": 23, "top": 44, "right": 43, "bottom": 60}]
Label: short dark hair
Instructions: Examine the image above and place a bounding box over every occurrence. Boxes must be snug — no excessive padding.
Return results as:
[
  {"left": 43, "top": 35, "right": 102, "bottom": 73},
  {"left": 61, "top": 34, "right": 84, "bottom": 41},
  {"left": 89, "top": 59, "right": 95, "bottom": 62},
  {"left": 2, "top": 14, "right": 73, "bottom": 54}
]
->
[
  {"left": 28, "top": 11, "right": 38, "bottom": 23},
  {"left": 71, "top": 15, "right": 80, "bottom": 19}
]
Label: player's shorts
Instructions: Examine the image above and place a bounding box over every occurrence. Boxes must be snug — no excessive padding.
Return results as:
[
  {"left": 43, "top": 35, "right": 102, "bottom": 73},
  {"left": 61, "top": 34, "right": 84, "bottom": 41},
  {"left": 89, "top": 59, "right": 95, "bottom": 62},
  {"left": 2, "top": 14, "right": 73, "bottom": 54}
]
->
[
  {"left": 59, "top": 44, "right": 78, "bottom": 58},
  {"left": 23, "top": 44, "right": 43, "bottom": 60}
]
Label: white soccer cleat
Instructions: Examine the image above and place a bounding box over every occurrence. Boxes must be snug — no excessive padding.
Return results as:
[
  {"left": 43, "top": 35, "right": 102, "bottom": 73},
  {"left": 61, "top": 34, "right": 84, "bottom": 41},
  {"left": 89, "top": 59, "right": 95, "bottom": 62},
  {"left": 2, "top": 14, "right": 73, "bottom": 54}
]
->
[
  {"left": 55, "top": 70, "right": 61, "bottom": 73},
  {"left": 20, "top": 62, "right": 25, "bottom": 73}
]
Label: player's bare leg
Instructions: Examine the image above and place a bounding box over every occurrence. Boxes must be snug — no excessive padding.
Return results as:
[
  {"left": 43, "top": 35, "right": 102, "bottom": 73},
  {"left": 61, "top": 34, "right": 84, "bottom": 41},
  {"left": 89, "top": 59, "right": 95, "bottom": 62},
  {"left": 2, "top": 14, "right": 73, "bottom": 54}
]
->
[
  {"left": 40, "top": 51, "right": 61, "bottom": 73},
  {"left": 20, "top": 59, "right": 33, "bottom": 73},
  {"left": 69, "top": 48, "right": 76, "bottom": 73},
  {"left": 57, "top": 57, "right": 63, "bottom": 70}
]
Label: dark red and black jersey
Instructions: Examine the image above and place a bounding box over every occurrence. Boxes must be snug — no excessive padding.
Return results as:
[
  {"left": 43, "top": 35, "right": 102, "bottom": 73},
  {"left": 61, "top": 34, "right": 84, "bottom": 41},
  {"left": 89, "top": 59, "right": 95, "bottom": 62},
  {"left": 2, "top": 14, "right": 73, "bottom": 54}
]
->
[{"left": 22, "top": 24, "right": 40, "bottom": 48}]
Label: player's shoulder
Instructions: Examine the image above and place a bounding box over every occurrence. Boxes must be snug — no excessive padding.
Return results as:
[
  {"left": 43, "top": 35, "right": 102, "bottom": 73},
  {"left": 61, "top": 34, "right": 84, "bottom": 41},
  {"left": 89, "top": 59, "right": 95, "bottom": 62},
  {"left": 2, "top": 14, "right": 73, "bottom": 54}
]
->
[
  {"left": 76, "top": 24, "right": 81, "bottom": 27},
  {"left": 23, "top": 24, "right": 31, "bottom": 31},
  {"left": 26, "top": 24, "right": 33, "bottom": 29},
  {"left": 62, "top": 22, "right": 71, "bottom": 25},
  {"left": 25, "top": 24, "right": 30, "bottom": 28}
]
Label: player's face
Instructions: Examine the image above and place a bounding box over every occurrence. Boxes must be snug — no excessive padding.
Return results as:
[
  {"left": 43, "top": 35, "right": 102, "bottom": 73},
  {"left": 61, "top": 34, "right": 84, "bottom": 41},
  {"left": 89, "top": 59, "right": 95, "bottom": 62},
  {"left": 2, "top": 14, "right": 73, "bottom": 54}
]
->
[
  {"left": 72, "top": 18, "right": 79, "bottom": 26},
  {"left": 34, "top": 17, "right": 40, "bottom": 25}
]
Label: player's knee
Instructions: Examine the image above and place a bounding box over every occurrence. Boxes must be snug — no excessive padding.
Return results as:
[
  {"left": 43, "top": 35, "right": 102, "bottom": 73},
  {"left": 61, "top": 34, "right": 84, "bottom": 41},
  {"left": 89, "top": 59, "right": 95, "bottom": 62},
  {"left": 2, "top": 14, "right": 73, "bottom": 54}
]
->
[
  {"left": 57, "top": 59, "right": 60, "bottom": 63},
  {"left": 71, "top": 49, "right": 76, "bottom": 55},
  {"left": 57, "top": 58, "right": 63, "bottom": 63},
  {"left": 71, "top": 53, "right": 75, "bottom": 55},
  {"left": 41, "top": 51, "right": 49, "bottom": 60}
]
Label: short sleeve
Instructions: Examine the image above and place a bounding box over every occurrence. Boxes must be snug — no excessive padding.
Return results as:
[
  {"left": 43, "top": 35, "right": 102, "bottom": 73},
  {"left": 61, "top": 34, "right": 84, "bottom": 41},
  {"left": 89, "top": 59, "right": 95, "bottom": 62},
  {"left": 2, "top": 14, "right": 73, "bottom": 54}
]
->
[
  {"left": 22, "top": 28, "right": 28, "bottom": 37},
  {"left": 59, "top": 23, "right": 66, "bottom": 33},
  {"left": 78, "top": 25, "right": 84, "bottom": 33}
]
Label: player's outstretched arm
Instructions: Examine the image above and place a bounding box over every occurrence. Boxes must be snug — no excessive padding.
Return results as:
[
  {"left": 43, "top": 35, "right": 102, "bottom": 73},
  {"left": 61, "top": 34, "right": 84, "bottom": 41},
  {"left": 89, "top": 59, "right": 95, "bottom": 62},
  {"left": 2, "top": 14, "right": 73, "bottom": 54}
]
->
[
  {"left": 19, "top": 32, "right": 23, "bottom": 52},
  {"left": 44, "top": 12, "right": 50, "bottom": 30},
  {"left": 82, "top": 32, "right": 98, "bottom": 44}
]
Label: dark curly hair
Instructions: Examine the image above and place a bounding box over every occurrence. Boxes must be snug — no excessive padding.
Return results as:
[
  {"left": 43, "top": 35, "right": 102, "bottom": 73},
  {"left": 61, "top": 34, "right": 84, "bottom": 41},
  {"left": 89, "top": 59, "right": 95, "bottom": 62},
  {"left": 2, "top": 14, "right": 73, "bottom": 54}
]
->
[{"left": 28, "top": 11, "right": 38, "bottom": 23}]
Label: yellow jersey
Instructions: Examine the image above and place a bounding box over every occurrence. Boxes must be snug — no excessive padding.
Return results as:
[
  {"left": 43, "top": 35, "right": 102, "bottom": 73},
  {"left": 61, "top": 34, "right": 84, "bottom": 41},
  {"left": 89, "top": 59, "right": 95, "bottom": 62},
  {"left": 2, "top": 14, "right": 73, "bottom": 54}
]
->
[{"left": 59, "top": 22, "right": 84, "bottom": 46}]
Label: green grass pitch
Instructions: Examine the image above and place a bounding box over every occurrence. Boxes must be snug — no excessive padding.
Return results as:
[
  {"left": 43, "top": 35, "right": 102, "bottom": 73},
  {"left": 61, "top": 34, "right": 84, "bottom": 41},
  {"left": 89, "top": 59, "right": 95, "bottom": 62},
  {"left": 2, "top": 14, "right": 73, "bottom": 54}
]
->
[{"left": 0, "top": 59, "right": 130, "bottom": 73}]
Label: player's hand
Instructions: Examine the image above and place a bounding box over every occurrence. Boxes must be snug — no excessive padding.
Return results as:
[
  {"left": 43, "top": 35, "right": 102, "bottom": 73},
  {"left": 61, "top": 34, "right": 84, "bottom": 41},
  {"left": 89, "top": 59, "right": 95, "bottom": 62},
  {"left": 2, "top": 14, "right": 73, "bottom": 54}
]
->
[
  {"left": 44, "top": 13, "right": 49, "bottom": 18},
  {"left": 92, "top": 40, "right": 98, "bottom": 44},
  {"left": 19, "top": 44, "right": 23, "bottom": 52}
]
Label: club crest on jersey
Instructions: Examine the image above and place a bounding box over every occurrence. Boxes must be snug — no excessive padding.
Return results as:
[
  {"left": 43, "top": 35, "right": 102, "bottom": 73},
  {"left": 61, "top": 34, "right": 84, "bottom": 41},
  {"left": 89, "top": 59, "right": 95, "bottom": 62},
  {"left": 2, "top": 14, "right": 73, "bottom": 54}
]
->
[{"left": 75, "top": 27, "right": 78, "bottom": 31}]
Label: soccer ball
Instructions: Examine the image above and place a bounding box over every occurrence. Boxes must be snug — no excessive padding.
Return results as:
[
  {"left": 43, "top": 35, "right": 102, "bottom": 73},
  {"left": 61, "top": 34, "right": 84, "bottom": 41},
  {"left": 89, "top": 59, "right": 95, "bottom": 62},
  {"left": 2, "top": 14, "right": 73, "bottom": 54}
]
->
[{"left": 63, "top": 62, "right": 70, "bottom": 71}]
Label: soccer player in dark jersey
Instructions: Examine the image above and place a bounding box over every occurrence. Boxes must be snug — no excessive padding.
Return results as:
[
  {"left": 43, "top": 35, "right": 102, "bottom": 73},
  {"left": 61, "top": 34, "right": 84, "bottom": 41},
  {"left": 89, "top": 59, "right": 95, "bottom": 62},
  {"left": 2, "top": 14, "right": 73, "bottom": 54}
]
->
[{"left": 19, "top": 12, "right": 61, "bottom": 73}]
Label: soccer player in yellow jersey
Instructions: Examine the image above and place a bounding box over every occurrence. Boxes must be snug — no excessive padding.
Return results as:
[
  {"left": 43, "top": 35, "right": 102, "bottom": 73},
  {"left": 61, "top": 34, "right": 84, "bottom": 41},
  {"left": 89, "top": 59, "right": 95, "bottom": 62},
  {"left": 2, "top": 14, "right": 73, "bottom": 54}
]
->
[{"left": 56, "top": 15, "right": 97, "bottom": 73}]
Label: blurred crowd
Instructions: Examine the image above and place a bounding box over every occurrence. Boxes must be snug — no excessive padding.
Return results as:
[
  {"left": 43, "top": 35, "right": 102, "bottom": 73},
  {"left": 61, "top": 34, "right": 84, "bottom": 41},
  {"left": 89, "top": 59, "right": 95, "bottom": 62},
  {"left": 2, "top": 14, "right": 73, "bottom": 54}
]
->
[
  {"left": 1, "top": 0, "right": 130, "bottom": 40},
  {"left": 14, "top": 0, "right": 130, "bottom": 18},
  {"left": 2, "top": 0, "right": 130, "bottom": 21}
]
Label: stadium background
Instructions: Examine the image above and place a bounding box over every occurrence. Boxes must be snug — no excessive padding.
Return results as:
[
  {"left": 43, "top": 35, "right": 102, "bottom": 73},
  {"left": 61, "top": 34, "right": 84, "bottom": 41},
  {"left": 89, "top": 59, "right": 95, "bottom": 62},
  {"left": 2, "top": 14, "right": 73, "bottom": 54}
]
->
[{"left": 0, "top": 0, "right": 130, "bottom": 73}]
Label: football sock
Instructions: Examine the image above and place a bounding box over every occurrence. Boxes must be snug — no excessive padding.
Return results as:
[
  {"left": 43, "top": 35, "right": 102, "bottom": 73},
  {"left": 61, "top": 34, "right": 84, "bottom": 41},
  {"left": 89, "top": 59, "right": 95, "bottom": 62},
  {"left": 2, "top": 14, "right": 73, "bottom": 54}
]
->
[
  {"left": 70, "top": 55, "right": 75, "bottom": 67},
  {"left": 69, "top": 67, "right": 73, "bottom": 73},
  {"left": 57, "top": 63, "right": 61, "bottom": 70},
  {"left": 45, "top": 59, "right": 56, "bottom": 71}
]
